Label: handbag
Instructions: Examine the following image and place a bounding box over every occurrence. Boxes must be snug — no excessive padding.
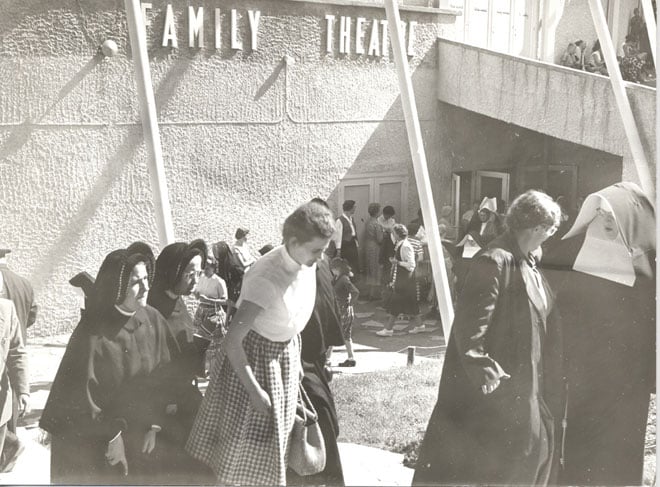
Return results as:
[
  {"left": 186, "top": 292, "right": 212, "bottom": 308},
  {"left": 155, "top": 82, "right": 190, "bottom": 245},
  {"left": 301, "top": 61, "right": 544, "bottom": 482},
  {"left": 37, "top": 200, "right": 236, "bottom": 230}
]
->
[{"left": 288, "top": 384, "right": 326, "bottom": 476}]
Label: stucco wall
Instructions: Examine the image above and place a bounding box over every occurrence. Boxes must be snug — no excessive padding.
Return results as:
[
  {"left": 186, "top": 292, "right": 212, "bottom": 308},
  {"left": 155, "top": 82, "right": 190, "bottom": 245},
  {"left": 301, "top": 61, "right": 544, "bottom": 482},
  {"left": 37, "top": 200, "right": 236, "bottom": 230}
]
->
[{"left": 0, "top": 0, "right": 458, "bottom": 336}]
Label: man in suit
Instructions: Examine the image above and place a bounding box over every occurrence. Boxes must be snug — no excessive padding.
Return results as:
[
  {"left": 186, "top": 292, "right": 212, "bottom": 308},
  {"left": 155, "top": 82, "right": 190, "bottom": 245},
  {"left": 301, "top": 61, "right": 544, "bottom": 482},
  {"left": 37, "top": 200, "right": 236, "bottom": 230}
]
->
[
  {"left": 0, "top": 249, "right": 37, "bottom": 472},
  {"left": 332, "top": 200, "right": 360, "bottom": 277},
  {"left": 0, "top": 299, "right": 30, "bottom": 472}
]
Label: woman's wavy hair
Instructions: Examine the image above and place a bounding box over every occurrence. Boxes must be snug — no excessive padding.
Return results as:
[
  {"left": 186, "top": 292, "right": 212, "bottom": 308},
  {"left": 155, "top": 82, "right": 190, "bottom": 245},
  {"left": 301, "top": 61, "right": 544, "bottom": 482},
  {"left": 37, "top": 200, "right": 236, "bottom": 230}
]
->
[
  {"left": 505, "top": 190, "right": 561, "bottom": 232},
  {"left": 282, "top": 201, "right": 335, "bottom": 244}
]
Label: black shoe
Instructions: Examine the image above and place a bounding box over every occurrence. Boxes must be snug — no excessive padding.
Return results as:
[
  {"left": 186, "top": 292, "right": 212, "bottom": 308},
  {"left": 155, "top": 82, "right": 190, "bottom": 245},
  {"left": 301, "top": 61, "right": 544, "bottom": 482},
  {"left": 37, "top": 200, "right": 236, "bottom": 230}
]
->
[
  {"left": 0, "top": 439, "right": 24, "bottom": 473},
  {"left": 338, "top": 359, "right": 356, "bottom": 367}
]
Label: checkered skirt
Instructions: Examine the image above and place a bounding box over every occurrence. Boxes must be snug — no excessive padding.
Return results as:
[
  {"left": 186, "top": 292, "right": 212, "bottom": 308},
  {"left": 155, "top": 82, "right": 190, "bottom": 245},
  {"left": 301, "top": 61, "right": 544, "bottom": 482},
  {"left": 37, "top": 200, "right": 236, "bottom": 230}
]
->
[{"left": 186, "top": 329, "right": 300, "bottom": 486}]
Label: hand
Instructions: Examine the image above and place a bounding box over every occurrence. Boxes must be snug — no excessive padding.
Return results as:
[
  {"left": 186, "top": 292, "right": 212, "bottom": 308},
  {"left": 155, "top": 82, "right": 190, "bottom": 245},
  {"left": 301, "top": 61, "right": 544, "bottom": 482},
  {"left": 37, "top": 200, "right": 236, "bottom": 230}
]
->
[
  {"left": 142, "top": 429, "right": 157, "bottom": 454},
  {"left": 18, "top": 394, "right": 30, "bottom": 417},
  {"left": 481, "top": 372, "right": 510, "bottom": 395},
  {"left": 106, "top": 433, "right": 128, "bottom": 476},
  {"left": 165, "top": 404, "right": 178, "bottom": 415},
  {"left": 389, "top": 257, "right": 397, "bottom": 263},
  {"left": 481, "top": 381, "right": 500, "bottom": 394},
  {"left": 249, "top": 387, "right": 272, "bottom": 416}
]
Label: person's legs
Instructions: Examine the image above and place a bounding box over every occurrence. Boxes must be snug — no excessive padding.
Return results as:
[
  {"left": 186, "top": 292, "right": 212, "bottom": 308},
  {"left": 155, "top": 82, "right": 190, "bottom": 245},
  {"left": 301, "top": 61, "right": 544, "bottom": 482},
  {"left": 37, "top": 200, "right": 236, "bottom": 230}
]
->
[
  {"left": 407, "top": 314, "right": 426, "bottom": 334},
  {"left": 376, "top": 315, "right": 396, "bottom": 336}
]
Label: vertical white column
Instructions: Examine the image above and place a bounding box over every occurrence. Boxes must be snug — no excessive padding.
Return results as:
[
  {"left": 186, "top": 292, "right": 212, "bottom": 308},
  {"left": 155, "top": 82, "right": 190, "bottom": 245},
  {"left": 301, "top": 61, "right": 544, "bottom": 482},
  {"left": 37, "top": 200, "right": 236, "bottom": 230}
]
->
[
  {"left": 384, "top": 0, "right": 455, "bottom": 339},
  {"left": 124, "top": 0, "right": 175, "bottom": 246}
]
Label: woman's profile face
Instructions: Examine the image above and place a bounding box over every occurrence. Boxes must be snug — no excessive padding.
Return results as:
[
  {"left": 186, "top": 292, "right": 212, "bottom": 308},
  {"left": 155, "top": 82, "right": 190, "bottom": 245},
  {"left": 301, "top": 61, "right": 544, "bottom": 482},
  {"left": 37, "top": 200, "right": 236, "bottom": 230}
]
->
[
  {"left": 173, "top": 254, "right": 203, "bottom": 295},
  {"left": 288, "top": 236, "right": 330, "bottom": 267},
  {"left": 592, "top": 208, "right": 619, "bottom": 240},
  {"left": 120, "top": 262, "right": 149, "bottom": 312}
]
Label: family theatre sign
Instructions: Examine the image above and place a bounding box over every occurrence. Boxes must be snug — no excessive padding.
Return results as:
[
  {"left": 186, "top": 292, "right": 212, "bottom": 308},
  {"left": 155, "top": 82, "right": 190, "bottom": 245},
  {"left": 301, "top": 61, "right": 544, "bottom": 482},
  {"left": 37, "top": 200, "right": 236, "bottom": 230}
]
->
[{"left": 140, "top": 4, "right": 417, "bottom": 57}]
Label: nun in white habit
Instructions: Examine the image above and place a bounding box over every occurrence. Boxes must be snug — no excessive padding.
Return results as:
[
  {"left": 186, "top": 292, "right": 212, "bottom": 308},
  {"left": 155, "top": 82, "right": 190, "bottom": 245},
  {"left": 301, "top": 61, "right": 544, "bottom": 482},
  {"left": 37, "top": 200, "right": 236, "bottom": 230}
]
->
[{"left": 543, "top": 182, "right": 655, "bottom": 487}]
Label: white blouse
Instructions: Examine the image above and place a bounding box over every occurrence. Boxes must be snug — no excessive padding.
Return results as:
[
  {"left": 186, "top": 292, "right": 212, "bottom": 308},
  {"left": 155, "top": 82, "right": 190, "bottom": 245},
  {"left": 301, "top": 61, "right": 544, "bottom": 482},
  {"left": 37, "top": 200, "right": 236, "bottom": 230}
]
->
[
  {"left": 196, "top": 274, "right": 227, "bottom": 300},
  {"left": 237, "top": 245, "right": 316, "bottom": 342},
  {"left": 395, "top": 239, "right": 416, "bottom": 272}
]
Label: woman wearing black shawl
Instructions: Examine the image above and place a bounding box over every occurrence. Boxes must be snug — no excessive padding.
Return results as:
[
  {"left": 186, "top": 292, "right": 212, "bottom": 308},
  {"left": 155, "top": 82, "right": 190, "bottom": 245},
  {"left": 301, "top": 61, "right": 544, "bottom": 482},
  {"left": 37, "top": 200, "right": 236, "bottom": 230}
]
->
[
  {"left": 146, "top": 239, "right": 213, "bottom": 483},
  {"left": 544, "top": 182, "right": 655, "bottom": 486},
  {"left": 40, "top": 243, "right": 173, "bottom": 484}
]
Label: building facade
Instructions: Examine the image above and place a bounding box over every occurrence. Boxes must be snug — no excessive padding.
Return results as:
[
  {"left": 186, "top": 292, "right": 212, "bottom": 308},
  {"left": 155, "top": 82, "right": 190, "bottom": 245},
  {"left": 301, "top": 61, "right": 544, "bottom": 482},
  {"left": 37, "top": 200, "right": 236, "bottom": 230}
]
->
[{"left": 0, "top": 0, "right": 654, "bottom": 335}]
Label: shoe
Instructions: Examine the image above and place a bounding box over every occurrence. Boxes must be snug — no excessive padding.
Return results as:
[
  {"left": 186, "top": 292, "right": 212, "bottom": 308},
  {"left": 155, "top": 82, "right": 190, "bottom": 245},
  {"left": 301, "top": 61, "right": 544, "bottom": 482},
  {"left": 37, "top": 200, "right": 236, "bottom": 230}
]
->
[
  {"left": 408, "top": 325, "right": 426, "bottom": 334},
  {"left": 0, "top": 439, "right": 24, "bottom": 473},
  {"left": 376, "top": 329, "right": 394, "bottom": 337},
  {"left": 338, "top": 359, "right": 356, "bottom": 367}
]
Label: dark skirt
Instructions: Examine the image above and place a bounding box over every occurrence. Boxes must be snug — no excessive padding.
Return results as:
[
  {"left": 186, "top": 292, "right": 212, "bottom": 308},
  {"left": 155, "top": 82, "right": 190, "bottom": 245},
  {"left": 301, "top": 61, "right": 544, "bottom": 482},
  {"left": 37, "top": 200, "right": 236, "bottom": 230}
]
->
[{"left": 386, "top": 267, "right": 419, "bottom": 316}]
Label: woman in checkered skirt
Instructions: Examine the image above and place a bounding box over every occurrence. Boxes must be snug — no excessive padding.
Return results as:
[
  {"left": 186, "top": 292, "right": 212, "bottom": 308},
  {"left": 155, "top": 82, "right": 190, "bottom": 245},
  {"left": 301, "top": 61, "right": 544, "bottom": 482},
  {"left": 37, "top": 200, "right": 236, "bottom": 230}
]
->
[{"left": 186, "top": 201, "right": 335, "bottom": 485}]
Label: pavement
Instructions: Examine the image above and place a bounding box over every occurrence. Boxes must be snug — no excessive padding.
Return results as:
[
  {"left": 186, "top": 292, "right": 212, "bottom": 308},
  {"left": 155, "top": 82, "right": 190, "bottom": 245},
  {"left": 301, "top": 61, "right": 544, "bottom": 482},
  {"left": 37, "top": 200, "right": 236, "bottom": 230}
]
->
[{"left": 0, "top": 298, "right": 445, "bottom": 486}]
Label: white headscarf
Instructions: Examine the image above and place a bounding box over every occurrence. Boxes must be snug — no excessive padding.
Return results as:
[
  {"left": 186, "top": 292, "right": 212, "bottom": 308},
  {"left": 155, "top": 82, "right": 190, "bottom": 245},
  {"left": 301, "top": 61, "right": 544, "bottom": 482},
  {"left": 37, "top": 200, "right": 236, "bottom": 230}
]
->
[{"left": 563, "top": 182, "right": 655, "bottom": 286}]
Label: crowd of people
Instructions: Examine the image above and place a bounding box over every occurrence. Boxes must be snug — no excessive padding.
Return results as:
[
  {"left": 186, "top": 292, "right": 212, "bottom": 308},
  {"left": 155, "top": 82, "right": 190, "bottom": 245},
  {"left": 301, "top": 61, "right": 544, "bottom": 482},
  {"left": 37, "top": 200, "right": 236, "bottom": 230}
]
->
[
  {"left": 559, "top": 8, "right": 656, "bottom": 85},
  {"left": 0, "top": 181, "right": 650, "bottom": 486}
]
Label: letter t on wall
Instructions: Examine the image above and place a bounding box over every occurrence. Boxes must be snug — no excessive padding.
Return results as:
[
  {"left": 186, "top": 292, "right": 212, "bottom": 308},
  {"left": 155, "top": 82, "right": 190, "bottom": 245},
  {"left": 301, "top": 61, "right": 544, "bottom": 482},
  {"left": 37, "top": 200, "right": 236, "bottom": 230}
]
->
[{"left": 325, "top": 14, "right": 335, "bottom": 53}]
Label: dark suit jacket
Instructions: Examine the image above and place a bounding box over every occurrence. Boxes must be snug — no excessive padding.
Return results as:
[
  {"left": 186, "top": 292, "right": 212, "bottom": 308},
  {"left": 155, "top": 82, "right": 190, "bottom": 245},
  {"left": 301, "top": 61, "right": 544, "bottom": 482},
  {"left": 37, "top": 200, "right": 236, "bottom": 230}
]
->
[
  {"left": 0, "top": 265, "right": 37, "bottom": 342},
  {"left": 0, "top": 299, "right": 28, "bottom": 426}
]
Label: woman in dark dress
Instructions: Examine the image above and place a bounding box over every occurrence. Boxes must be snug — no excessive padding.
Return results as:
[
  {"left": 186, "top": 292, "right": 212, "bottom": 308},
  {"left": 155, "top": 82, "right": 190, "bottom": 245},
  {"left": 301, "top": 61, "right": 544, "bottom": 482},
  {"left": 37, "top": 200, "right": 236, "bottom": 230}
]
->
[
  {"left": 288, "top": 252, "right": 346, "bottom": 486},
  {"left": 544, "top": 182, "right": 655, "bottom": 486},
  {"left": 40, "top": 242, "right": 173, "bottom": 484},
  {"left": 146, "top": 239, "right": 213, "bottom": 484},
  {"left": 413, "top": 190, "right": 564, "bottom": 486}
]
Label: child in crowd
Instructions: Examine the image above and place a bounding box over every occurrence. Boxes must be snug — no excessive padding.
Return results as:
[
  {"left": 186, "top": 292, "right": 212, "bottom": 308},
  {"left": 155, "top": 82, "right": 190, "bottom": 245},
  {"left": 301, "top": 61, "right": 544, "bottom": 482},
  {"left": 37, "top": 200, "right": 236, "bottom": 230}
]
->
[
  {"left": 193, "top": 257, "right": 228, "bottom": 372},
  {"left": 330, "top": 257, "right": 359, "bottom": 367}
]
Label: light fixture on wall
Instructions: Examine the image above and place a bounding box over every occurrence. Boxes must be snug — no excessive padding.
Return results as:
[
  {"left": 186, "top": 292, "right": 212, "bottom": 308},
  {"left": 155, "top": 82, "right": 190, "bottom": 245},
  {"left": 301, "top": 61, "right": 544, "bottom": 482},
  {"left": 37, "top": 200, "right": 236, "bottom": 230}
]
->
[{"left": 101, "top": 39, "right": 119, "bottom": 57}]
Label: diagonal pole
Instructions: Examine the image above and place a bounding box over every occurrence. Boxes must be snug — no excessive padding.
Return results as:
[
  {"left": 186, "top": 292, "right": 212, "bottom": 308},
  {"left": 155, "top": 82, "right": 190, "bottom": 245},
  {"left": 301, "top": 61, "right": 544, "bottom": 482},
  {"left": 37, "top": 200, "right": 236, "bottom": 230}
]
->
[
  {"left": 384, "top": 0, "right": 455, "bottom": 339},
  {"left": 587, "top": 0, "right": 655, "bottom": 198},
  {"left": 124, "top": 0, "right": 175, "bottom": 247}
]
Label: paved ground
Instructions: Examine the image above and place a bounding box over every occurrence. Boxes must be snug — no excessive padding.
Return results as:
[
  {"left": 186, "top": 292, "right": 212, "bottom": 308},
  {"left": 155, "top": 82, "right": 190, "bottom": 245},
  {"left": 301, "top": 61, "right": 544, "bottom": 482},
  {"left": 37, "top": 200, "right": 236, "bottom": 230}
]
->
[{"left": 0, "top": 298, "right": 444, "bottom": 485}]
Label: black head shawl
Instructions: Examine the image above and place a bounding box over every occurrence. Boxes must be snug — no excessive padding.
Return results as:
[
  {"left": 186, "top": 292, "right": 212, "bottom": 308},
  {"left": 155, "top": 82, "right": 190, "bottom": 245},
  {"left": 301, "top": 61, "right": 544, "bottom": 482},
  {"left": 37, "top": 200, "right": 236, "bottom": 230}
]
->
[
  {"left": 148, "top": 239, "right": 207, "bottom": 317},
  {"left": 39, "top": 242, "right": 155, "bottom": 436},
  {"left": 211, "top": 241, "right": 232, "bottom": 281},
  {"left": 88, "top": 242, "right": 155, "bottom": 321}
]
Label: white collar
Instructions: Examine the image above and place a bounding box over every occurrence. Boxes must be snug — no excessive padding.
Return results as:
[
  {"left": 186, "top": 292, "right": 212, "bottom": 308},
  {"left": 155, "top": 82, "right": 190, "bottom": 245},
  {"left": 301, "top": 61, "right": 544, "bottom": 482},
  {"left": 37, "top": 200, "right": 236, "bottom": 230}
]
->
[
  {"left": 281, "top": 245, "right": 303, "bottom": 273},
  {"left": 114, "top": 304, "right": 136, "bottom": 317}
]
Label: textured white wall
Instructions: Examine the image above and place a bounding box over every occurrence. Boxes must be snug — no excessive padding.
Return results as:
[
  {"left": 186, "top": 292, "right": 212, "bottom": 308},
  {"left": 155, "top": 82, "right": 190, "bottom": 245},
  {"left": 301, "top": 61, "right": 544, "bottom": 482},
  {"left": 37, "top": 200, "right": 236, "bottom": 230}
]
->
[{"left": 0, "top": 0, "right": 458, "bottom": 335}]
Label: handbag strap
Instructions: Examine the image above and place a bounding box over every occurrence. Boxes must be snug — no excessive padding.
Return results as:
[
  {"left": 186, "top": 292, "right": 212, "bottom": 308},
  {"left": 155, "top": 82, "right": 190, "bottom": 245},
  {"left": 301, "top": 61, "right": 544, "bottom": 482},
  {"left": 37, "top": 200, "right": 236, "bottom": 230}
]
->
[{"left": 298, "top": 383, "right": 318, "bottom": 425}]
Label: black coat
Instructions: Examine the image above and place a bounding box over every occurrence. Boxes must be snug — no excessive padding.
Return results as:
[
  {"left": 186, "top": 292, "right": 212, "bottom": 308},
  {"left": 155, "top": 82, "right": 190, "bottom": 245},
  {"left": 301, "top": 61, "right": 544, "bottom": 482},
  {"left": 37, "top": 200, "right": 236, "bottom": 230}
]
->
[
  {"left": 40, "top": 306, "right": 173, "bottom": 485},
  {"left": 414, "top": 232, "right": 564, "bottom": 486},
  {"left": 0, "top": 265, "right": 37, "bottom": 342}
]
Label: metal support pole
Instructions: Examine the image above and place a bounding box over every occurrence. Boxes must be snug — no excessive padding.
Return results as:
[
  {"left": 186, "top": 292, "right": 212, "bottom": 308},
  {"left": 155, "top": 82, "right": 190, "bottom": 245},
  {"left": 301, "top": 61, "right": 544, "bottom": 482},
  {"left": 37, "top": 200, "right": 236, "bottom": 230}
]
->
[
  {"left": 587, "top": 0, "right": 655, "bottom": 198},
  {"left": 640, "top": 0, "right": 657, "bottom": 66},
  {"left": 124, "top": 0, "right": 175, "bottom": 246},
  {"left": 384, "top": 0, "right": 455, "bottom": 340}
]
